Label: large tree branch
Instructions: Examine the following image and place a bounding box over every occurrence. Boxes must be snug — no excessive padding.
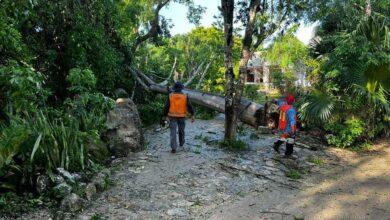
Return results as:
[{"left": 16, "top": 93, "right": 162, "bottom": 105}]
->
[
  {"left": 241, "top": 0, "right": 260, "bottom": 52},
  {"left": 251, "top": 1, "right": 290, "bottom": 52},
  {"left": 133, "top": 0, "right": 170, "bottom": 50},
  {"left": 129, "top": 67, "right": 150, "bottom": 91},
  {"left": 159, "top": 56, "right": 177, "bottom": 86},
  {"left": 184, "top": 62, "right": 205, "bottom": 87},
  {"left": 196, "top": 60, "right": 213, "bottom": 90},
  {"left": 131, "top": 66, "right": 155, "bottom": 85}
]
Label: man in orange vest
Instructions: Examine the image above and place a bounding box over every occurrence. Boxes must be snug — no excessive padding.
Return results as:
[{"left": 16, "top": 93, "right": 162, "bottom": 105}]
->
[
  {"left": 163, "top": 82, "right": 195, "bottom": 153},
  {"left": 272, "top": 94, "right": 297, "bottom": 157}
]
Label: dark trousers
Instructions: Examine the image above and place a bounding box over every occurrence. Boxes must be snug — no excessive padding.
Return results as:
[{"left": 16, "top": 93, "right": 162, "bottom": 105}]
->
[
  {"left": 274, "top": 133, "right": 295, "bottom": 156},
  {"left": 274, "top": 140, "right": 294, "bottom": 156},
  {"left": 169, "top": 117, "right": 185, "bottom": 150}
]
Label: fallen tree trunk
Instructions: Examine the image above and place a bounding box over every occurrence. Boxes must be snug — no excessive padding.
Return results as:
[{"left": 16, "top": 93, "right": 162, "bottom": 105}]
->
[
  {"left": 131, "top": 67, "right": 269, "bottom": 127},
  {"left": 149, "top": 84, "right": 266, "bottom": 127}
]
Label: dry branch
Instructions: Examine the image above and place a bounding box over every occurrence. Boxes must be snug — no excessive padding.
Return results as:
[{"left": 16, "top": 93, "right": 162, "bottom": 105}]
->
[
  {"left": 195, "top": 61, "right": 212, "bottom": 90},
  {"left": 184, "top": 62, "right": 204, "bottom": 87}
]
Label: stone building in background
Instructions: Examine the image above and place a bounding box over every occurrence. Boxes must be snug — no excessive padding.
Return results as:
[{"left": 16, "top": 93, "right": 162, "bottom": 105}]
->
[
  {"left": 246, "top": 52, "right": 278, "bottom": 90},
  {"left": 245, "top": 52, "right": 310, "bottom": 90}
]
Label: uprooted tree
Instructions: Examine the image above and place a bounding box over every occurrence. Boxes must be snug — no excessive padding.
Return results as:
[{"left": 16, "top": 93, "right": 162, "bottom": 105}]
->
[
  {"left": 125, "top": 0, "right": 309, "bottom": 132},
  {"left": 131, "top": 66, "right": 267, "bottom": 127},
  {"left": 120, "top": 0, "right": 268, "bottom": 128},
  {"left": 123, "top": 0, "right": 307, "bottom": 131}
]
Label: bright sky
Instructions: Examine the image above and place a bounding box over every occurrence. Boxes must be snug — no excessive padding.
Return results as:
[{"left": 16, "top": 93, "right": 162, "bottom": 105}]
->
[{"left": 161, "top": 0, "right": 317, "bottom": 45}]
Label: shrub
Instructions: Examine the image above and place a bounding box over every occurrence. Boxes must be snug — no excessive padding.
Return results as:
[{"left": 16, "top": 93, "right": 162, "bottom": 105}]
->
[
  {"left": 0, "top": 192, "right": 53, "bottom": 217},
  {"left": 0, "top": 62, "right": 49, "bottom": 114},
  {"left": 325, "top": 117, "right": 365, "bottom": 148},
  {"left": 138, "top": 95, "right": 165, "bottom": 126},
  {"left": 244, "top": 85, "right": 260, "bottom": 100},
  {"left": 66, "top": 68, "right": 97, "bottom": 94},
  {"left": 195, "top": 105, "right": 216, "bottom": 120},
  {"left": 0, "top": 68, "right": 114, "bottom": 193}
]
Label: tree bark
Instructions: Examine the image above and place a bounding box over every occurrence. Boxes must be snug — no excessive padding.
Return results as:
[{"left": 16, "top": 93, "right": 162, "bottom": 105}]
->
[{"left": 221, "top": 0, "right": 236, "bottom": 140}]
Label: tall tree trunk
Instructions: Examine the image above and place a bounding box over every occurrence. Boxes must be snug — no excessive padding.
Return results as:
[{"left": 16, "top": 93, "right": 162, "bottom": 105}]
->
[
  {"left": 234, "top": 47, "right": 251, "bottom": 120},
  {"left": 222, "top": 0, "right": 259, "bottom": 139},
  {"left": 221, "top": 0, "right": 236, "bottom": 140}
]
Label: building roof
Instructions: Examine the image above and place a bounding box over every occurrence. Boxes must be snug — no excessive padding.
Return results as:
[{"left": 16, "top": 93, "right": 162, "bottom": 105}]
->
[{"left": 247, "top": 52, "right": 268, "bottom": 68}]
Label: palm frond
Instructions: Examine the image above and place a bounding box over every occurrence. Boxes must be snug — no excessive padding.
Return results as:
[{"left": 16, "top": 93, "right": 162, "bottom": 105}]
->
[{"left": 297, "top": 90, "right": 337, "bottom": 123}]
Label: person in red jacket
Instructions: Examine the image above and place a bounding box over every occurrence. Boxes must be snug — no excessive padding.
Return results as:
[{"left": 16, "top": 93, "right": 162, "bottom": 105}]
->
[
  {"left": 163, "top": 82, "right": 195, "bottom": 153},
  {"left": 272, "top": 94, "right": 297, "bottom": 157}
]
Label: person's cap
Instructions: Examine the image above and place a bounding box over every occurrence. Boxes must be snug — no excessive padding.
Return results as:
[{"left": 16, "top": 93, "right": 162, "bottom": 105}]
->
[
  {"left": 172, "top": 82, "right": 184, "bottom": 92},
  {"left": 286, "top": 94, "right": 295, "bottom": 105}
]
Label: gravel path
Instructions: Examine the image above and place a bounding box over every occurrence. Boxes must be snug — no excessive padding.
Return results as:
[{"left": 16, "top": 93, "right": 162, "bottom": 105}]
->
[{"left": 20, "top": 117, "right": 390, "bottom": 220}]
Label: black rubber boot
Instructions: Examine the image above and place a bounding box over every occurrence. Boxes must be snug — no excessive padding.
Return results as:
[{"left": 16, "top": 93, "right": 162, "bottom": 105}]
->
[
  {"left": 285, "top": 143, "right": 294, "bottom": 156},
  {"left": 273, "top": 140, "right": 283, "bottom": 153}
]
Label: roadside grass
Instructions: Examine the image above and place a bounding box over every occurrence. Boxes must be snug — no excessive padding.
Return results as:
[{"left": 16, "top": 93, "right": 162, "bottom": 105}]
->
[
  {"left": 192, "top": 197, "right": 202, "bottom": 206},
  {"left": 285, "top": 169, "right": 302, "bottom": 180},
  {"left": 308, "top": 156, "right": 325, "bottom": 166},
  {"left": 219, "top": 139, "right": 248, "bottom": 151}
]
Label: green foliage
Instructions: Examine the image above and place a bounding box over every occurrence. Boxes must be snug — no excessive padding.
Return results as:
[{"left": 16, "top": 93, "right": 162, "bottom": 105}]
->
[
  {"left": 265, "top": 27, "right": 318, "bottom": 91},
  {"left": 300, "top": 0, "right": 389, "bottom": 144},
  {"left": 138, "top": 95, "right": 165, "bottom": 126},
  {"left": 244, "top": 85, "right": 260, "bottom": 100},
  {"left": 137, "top": 27, "right": 242, "bottom": 94},
  {"left": 0, "top": 62, "right": 49, "bottom": 114},
  {"left": 308, "top": 156, "right": 325, "bottom": 166},
  {"left": 297, "top": 90, "right": 336, "bottom": 123},
  {"left": 0, "top": 0, "right": 220, "bottom": 214},
  {"left": 90, "top": 214, "right": 104, "bottom": 220},
  {"left": 243, "top": 85, "right": 269, "bottom": 104},
  {"left": 195, "top": 105, "right": 216, "bottom": 120},
  {"left": 0, "top": 121, "right": 30, "bottom": 170},
  {"left": 219, "top": 139, "right": 248, "bottom": 151},
  {"left": 0, "top": 192, "right": 53, "bottom": 217},
  {"left": 67, "top": 68, "right": 97, "bottom": 94},
  {"left": 0, "top": 67, "right": 113, "bottom": 193},
  {"left": 266, "top": 27, "right": 308, "bottom": 70},
  {"left": 286, "top": 169, "right": 302, "bottom": 180},
  {"left": 0, "top": 14, "right": 27, "bottom": 62},
  {"left": 325, "top": 118, "right": 365, "bottom": 148}
]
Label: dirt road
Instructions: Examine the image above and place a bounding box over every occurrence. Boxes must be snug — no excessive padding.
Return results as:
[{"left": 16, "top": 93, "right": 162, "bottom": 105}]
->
[
  {"left": 20, "top": 117, "right": 389, "bottom": 219},
  {"left": 73, "top": 117, "right": 389, "bottom": 220}
]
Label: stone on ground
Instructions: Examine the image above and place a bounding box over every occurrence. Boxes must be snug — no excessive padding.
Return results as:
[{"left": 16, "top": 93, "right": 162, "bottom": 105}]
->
[
  {"left": 105, "top": 98, "right": 143, "bottom": 156},
  {"left": 60, "top": 193, "right": 84, "bottom": 212}
]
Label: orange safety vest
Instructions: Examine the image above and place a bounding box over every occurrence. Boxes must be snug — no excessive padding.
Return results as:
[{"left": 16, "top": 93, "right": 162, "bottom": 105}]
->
[
  {"left": 168, "top": 93, "right": 187, "bottom": 117},
  {"left": 278, "top": 104, "right": 292, "bottom": 130}
]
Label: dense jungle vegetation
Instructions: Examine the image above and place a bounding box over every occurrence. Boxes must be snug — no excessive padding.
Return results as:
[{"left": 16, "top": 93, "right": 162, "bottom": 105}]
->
[{"left": 0, "top": 0, "right": 388, "bottom": 216}]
